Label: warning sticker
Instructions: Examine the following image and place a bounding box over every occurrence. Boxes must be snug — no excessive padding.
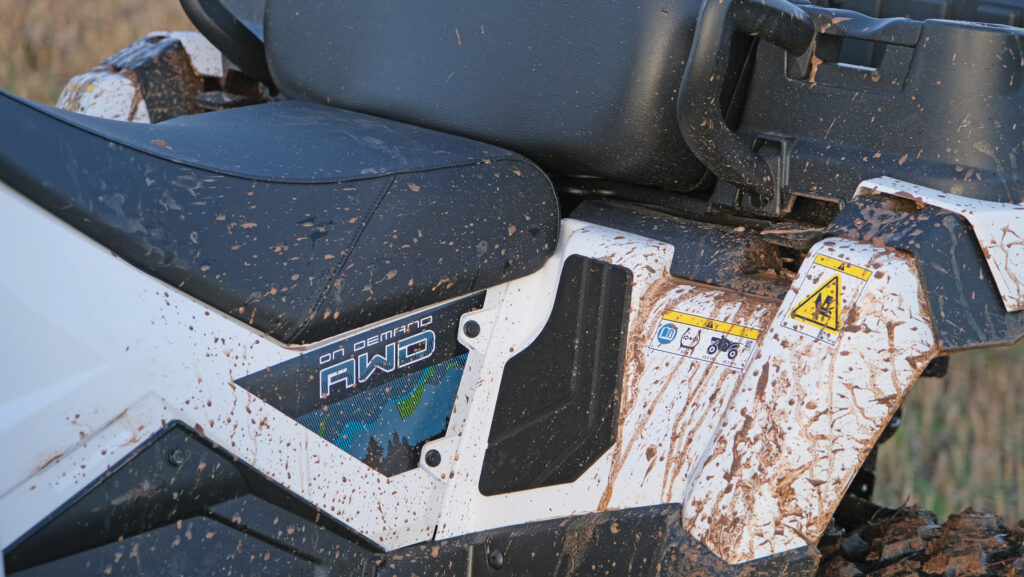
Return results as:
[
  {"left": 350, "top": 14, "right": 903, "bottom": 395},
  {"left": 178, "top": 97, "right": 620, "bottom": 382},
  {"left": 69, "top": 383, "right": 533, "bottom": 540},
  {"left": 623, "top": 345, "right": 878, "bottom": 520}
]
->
[
  {"left": 649, "top": 309, "right": 763, "bottom": 370},
  {"left": 780, "top": 253, "right": 871, "bottom": 345},
  {"left": 812, "top": 254, "right": 871, "bottom": 281},
  {"left": 791, "top": 275, "right": 842, "bottom": 333}
]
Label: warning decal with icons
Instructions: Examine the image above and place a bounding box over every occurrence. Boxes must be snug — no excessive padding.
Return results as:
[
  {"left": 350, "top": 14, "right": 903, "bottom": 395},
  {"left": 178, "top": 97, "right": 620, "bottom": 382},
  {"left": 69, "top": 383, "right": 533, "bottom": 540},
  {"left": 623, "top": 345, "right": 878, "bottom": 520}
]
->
[
  {"left": 649, "top": 309, "right": 763, "bottom": 370},
  {"left": 780, "top": 254, "right": 872, "bottom": 345},
  {"left": 790, "top": 275, "right": 842, "bottom": 333}
]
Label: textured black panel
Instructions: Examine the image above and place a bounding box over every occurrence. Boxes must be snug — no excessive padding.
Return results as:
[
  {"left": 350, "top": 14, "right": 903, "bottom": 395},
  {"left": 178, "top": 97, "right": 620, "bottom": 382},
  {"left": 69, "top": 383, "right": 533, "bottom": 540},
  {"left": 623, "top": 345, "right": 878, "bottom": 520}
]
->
[
  {"left": 376, "top": 506, "right": 817, "bottom": 577},
  {"left": 827, "top": 196, "right": 1024, "bottom": 351},
  {"left": 4, "top": 424, "right": 373, "bottom": 576},
  {"left": 0, "top": 90, "right": 558, "bottom": 344},
  {"left": 264, "top": 0, "right": 723, "bottom": 193},
  {"left": 572, "top": 200, "right": 794, "bottom": 299},
  {"left": 820, "top": 0, "right": 1024, "bottom": 26},
  {"left": 10, "top": 495, "right": 819, "bottom": 577},
  {"left": 720, "top": 8, "right": 1024, "bottom": 215},
  {"left": 479, "top": 256, "right": 632, "bottom": 495},
  {"left": 13, "top": 517, "right": 316, "bottom": 577}
]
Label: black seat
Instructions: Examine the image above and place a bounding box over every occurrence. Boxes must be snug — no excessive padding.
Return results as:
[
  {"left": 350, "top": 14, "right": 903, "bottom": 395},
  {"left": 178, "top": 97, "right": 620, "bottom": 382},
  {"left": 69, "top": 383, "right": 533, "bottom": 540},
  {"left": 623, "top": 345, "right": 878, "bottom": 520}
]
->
[
  {"left": 0, "top": 91, "right": 558, "bottom": 343},
  {"left": 264, "top": 0, "right": 711, "bottom": 193}
]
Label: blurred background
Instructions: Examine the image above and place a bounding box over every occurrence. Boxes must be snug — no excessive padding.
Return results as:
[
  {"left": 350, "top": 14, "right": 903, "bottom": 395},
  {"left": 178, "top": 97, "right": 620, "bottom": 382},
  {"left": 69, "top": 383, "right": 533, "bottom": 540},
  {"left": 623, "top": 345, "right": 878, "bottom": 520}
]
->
[
  {"left": 1, "top": 0, "right": 1021, "bottom": 525},
  {"left": 0, "top": 0, "right": 194, "bottom": 104}
]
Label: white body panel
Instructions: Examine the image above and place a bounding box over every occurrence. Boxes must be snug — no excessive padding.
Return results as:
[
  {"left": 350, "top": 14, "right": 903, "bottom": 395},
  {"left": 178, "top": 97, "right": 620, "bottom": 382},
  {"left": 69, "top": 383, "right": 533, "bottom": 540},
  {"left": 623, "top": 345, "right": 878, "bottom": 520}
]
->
[
  {"left": 432, "top": 226, "right": 936, "bottom": 564},
  {"left": 1, "top": 177, "right": 937, "bottom": 565},
  {"left": 0, "top": 183, "right": 441, "bottom": 551},
  {"left": 682, "top": 240, "right": 935, "bottom": 562}
]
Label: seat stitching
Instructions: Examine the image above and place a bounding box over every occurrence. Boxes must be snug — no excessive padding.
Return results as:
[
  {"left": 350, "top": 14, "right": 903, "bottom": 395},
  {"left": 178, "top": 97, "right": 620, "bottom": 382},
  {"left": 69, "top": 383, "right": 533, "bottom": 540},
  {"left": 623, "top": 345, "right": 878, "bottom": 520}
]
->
[{"left": 290, "top": 174, "right": 397, "bottom": 342}]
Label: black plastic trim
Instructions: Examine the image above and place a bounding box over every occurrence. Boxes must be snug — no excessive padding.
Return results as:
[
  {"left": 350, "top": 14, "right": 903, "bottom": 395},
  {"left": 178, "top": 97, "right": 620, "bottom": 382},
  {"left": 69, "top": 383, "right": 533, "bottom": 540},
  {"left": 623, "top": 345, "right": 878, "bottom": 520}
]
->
[
  {"left": 378, "top": 506, "right": 818, "bottom": 577},
  {"left": 9, "top": 469, "right": 819, "bottom": 577},
  {"left": 479, "top": 255, "right": 633, "bottom": 495},
  {"left": 4, "top": 423, "right": 375, "bottom": 576},
  {"left": 180, "top": 0, "right": 276, "bottom": 90},
  {"left": 678, "top": 0, "right": 814, "bottom": 205},
  {"left": 572, "top": 200, "right": 794, "bottom": 299},
  {"left": 720, "top": 7, "right": 1024, "bottom": 218},
  {"left": 827, "top": 196, "right": 1024, "bottom": 351}
]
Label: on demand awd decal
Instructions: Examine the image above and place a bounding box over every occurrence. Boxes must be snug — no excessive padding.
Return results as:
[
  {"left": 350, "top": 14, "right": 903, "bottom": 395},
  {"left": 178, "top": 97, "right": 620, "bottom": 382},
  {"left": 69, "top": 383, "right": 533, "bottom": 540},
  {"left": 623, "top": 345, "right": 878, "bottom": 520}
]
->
[{"left": 236, "top": 292, "right": 485, "bottom": 476}]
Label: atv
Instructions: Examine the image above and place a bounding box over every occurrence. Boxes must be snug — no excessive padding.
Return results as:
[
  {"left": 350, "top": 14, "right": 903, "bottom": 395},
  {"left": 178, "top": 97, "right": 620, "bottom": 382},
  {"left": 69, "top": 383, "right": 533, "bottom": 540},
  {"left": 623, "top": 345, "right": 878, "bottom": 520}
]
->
[
  {"left": 2, "top": 0, "right": 1024, "bottom": 575},
  {"left": 705, "top": 336, "right": 741, "bottom": 360}
]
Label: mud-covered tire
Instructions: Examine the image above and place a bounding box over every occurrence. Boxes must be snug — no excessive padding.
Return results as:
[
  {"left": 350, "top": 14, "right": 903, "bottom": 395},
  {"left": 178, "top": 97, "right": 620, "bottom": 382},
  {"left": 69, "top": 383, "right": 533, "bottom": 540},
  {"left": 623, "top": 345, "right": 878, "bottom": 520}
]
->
[{"left": 818, "top": 507, "right": 1024, "bottom": 577}]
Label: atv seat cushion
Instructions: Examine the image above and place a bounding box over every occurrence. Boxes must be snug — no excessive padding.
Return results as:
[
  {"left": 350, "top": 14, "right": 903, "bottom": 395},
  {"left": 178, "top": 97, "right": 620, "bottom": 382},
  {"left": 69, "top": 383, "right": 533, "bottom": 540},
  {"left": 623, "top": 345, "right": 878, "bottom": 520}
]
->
[
  {"left": 0, "top": 90, "right": 558, "bottom": 344},
  {"left": 264, "top": 0, "right": 710, "bottom": 193}
]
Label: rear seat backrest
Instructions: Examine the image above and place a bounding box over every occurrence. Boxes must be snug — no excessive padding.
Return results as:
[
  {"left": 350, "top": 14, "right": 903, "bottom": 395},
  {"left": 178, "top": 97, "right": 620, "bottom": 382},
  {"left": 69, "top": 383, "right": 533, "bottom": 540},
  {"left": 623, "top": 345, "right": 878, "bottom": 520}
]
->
[{"left": 264, "top": 0, "right": 709, "bottom": 193}]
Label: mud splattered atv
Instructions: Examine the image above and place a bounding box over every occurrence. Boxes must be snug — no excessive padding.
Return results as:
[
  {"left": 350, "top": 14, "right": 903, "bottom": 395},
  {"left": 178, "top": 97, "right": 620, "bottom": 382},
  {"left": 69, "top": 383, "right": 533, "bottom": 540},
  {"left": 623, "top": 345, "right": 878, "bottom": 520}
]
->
[{"left": 2, "top": 0, "right": 1024, "bottom": 575}]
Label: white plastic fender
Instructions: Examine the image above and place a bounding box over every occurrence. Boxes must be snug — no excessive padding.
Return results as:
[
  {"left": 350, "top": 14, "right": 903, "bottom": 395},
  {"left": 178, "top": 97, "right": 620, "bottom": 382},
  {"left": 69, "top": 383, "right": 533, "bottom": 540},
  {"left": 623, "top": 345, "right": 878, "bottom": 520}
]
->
[{"left": 0, "top": 178, "right": 937, "bottom": 564}]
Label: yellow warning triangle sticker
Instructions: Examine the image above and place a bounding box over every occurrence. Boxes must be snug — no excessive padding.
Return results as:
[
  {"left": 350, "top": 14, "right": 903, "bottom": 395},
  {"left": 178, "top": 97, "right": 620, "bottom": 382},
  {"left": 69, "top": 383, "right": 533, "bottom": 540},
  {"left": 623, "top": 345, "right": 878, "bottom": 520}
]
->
[{"left": 790, "top": 274, "right": 842, "bottom": 333}]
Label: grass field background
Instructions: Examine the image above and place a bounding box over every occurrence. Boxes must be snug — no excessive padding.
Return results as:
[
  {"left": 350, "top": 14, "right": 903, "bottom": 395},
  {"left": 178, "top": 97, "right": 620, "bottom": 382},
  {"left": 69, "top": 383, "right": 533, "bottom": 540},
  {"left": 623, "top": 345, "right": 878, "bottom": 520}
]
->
[
  {"left": 2, "top": 0, "right": 1021, "bottom": 525},
  {"left": 0, "top": 0, "right": 193, "bottom": 104}
]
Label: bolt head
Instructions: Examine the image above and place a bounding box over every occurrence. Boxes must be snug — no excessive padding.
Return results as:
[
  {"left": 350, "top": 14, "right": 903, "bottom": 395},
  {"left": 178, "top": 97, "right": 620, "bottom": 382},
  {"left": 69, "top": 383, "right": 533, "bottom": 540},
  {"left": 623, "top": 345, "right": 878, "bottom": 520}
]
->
[
  {"left": 487, "top": 548, "right": 504, "bottom": 569},
  {"left": 425, "top": 449, "right": 442, "bottom": 467},
  {"left": 463, "top": 320, "right": 481, "bottom": 338}
]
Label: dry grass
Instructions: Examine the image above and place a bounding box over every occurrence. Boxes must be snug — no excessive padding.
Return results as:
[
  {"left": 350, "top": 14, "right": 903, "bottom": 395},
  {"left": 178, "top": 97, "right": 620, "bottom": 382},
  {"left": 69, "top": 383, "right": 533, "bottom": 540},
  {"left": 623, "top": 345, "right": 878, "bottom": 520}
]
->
[
  {"left": 876, "top": 344, "right": 1024, "bottom": 522},
  {"left": 2, "top": 0, "right": 1021, "bottom": 527},
  {"left": 0, "top": 0, "right": 193, "bottom": 104}
]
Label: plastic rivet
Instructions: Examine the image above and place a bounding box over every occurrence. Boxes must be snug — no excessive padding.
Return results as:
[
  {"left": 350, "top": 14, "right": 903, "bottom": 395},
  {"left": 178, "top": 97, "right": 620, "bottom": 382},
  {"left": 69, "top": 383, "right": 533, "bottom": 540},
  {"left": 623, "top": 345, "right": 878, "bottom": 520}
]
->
[
  {"left": 168, "top": 448, "right": 185, "bottom": 467},
  {"left": 425, "top": 449, "right": 442, "bottom": 467},
  {"left": 487, "top": 549, "right": 504, "bottom": 569}
]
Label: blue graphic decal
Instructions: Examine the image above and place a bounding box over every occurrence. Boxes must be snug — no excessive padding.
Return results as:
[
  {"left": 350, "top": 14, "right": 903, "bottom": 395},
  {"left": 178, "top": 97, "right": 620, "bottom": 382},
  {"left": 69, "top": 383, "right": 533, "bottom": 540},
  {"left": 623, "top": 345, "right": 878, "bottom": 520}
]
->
[{"left": 297, "top": 354, "right": 467, "bottom": 476}]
